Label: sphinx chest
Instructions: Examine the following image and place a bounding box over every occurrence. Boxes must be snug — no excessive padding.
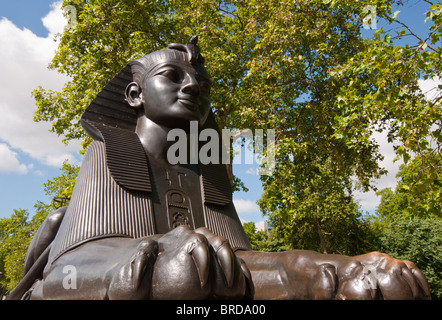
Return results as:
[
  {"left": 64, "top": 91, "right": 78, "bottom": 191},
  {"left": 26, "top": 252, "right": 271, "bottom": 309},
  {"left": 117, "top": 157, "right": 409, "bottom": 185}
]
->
[{"left": 148, "top": 159, "right": 206, "bottom": 234}]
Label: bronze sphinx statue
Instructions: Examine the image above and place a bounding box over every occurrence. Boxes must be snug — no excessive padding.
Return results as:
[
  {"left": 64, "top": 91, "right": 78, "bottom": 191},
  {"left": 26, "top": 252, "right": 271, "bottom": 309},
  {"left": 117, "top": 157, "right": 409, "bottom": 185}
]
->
[{"left": 9, "top": 37, "right": 431, "bottom": 300}]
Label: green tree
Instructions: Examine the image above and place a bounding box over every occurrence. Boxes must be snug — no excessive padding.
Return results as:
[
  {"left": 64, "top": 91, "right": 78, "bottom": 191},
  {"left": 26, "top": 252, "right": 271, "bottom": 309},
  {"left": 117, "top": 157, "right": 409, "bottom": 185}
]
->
[
  {"left": 332, "top": 1, "right": 442, "bottom": 193},
  {"left": 243, "top": 221, "right": 277, "bottom": 251},
  {"left": 257, "top": 0, "right": 442, "bottom": 252},
  {"left": 32, "top": 0, "right": 390, "bottom": 251},
  {"left": 31, "top": 0, "right": 441, "bottom": 256},
  {"left": 0, "top": 162, "right": 79, "bottom": 293},
  {"left": 259, "top": 148, "right": 378, "bottom": 254},
  {"left": 377, "top": 152, "right": 441, "bottom": 220},
  {"left": 378, "top": 217, "right": 442, "bottom": 300},
  {"left": 0, "top": 209, "right": 45, "bottom": 292},
  {"left": 376, "top": 152, "right": 442, "bottom": 299},
  {"left": 44, "top": 160, "right": 79, "bottom": 210}
]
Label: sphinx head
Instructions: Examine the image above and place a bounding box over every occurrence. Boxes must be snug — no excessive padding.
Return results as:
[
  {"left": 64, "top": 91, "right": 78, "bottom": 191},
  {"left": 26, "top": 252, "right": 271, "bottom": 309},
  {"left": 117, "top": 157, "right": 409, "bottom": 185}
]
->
[{"left": 125, "top": 36, "right": 212, "bottom": 131}]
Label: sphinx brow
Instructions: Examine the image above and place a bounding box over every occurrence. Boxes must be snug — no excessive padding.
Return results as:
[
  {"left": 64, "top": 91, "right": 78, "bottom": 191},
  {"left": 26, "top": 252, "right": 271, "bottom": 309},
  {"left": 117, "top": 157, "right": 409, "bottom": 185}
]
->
[{"left": 151, "top": 62, "right": 211, "bottom": 85}]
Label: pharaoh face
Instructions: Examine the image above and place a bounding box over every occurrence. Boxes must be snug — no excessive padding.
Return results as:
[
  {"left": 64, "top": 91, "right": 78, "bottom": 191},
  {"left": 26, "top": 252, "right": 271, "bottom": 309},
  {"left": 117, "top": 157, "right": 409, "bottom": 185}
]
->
[{"left": 128, "top": 58, "right": 211, "bottom": 131}]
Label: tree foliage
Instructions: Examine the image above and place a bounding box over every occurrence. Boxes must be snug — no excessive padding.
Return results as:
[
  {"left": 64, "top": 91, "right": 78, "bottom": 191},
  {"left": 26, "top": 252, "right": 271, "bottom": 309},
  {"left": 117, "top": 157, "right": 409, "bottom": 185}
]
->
[
  {"left": 0, "top": 163, "right": 78, "bottom": 293},
  {"left": 378, "top": 217, "right": 442, "bottom": 300},
  {"left": 3, "top": 0, "right": 441, "bottom": 296},
  {"left": 31, "top": 0, "right": 395, "bottom": 247},
  {"left": 44, "top": 160, "right": 79, "bottom": 209},
  {"left": 375, "top": 153, "right": 442, "bottom": 299},
  {"left": 0, "top": 209, "right": 45, "bottom": 292},
  {"left": 242, "top": 222, "right": 272, "bottom": 251},
  {"left": 30, "top": 0, "right": 440, "bottom": 263},
  {"left": 258, "top": 143, "right": 379, "bottom": 254},
  {"left": 377, "top": 152, "right": 441, "bottom": 220},
  {"left": 332, "top": 1, "right": 442, "bottom": 191}
]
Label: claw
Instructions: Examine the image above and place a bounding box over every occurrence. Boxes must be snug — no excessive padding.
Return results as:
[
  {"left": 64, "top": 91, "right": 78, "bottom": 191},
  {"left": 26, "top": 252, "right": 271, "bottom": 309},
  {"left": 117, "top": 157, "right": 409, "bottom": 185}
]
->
[
  {"left": 217, "top": 244, "right": 235, "bottom": 288},
  {"left": 190, "top": 242, "right": 210, "bottom": 288},
  {"left": 132, "top": 240, "right": 157, "bottom": 289},
  {"left": 405, "top": 261, "right": 432, "bottom": 299},
  {"left": 132, "top": 253, "right": 149, "bottom": 289},
  {"left": 239, "top": 258, "right": 255, "bottom": 299}
]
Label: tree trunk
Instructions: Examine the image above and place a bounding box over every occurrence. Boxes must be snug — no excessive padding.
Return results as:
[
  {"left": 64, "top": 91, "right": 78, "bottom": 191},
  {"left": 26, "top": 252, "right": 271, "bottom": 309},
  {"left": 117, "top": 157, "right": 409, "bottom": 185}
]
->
[
  {"left": 226, "top": 162, "right": 234, "bottom": 189},
  {"left": 315, "top": 204, "right": 328, "bottom": 254}
]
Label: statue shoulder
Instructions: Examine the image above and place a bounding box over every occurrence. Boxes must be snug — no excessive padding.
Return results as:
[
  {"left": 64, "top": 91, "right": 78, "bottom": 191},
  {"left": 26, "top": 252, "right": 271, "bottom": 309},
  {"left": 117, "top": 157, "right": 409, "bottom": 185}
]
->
[
  {"left": 84, "top": 140, "right": 106, "bottom": 157},
  {"left": 76, "top": 140, "right": 108, "bottom": 175},
  {"left": 82, "top": 137, "right": 152, "bottom": 193}
]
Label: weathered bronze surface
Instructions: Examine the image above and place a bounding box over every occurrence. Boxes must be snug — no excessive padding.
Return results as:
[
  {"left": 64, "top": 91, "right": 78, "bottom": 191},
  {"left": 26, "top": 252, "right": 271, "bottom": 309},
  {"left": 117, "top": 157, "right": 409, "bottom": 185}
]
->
[{"left": 9, "top": 37, "right": 431, "bottom": 300}]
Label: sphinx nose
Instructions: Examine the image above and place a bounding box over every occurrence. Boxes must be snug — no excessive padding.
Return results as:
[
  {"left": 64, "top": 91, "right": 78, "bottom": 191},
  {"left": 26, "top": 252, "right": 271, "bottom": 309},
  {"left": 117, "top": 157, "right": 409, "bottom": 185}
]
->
[{"left": 181, "top": 73, "right": 200, "bottom": 96}]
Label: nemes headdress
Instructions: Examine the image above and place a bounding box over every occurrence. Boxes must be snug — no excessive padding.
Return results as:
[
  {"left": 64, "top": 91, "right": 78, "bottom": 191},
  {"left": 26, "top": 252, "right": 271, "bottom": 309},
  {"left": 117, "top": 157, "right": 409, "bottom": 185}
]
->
[
  {"left": 79, "top": 36, "right": 231, "bottom": 205},
  {"left": 81, "top": 36, "right": 206, "bottom": 137},
  {"left": 131, "top": 35, "right": 205, "bottom": 85}
]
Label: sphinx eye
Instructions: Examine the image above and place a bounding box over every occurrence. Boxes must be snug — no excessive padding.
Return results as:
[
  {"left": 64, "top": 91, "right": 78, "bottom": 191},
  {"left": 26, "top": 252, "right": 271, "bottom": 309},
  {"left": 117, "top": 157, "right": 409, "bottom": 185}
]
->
[{"left": 159, "top": 68, "right": 180, "bottom": 82}]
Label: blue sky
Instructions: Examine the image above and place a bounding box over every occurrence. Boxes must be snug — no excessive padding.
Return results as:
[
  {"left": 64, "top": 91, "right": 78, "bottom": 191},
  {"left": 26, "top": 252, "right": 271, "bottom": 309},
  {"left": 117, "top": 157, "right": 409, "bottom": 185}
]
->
[
  {"left": 0, "top": 0, "right": 56, "bottom": 37},
  {"left": 0, "top": 1, "right": 80, "bottom": 220},
  {"left": 0, "top": 1, "right": 438, "bottom": 224}
]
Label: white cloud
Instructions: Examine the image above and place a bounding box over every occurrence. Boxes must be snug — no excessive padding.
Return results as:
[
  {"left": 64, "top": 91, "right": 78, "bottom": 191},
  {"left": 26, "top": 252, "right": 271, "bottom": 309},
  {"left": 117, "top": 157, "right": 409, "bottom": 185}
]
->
[
  {"left": 0, "top": 143, "right": 32, "bottom": 174},
  {"left": 42, "top": 1, "right": 67, "bottom": 36},
  {"left": 418, "top": 76, "right": 442, "bottom": 102},
  {"left": 233, "top": 198, "right": 260, "bottom": 215},
  {"left": 353, "top": 129, "right": 402, "bottom": 212},
  {"left": 0, "top": 2, "right": 81, "bottom": 172}
]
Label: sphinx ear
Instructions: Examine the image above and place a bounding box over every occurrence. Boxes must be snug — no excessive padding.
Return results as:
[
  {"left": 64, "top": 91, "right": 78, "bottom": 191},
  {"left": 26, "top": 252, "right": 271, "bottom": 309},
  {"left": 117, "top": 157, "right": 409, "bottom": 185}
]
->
[{"left": 125, "top": 82, "right": 143, "bottom": 108}]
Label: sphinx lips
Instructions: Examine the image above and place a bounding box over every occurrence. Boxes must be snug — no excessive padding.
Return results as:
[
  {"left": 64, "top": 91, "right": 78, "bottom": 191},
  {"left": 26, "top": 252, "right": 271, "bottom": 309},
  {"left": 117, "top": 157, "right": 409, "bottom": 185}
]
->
[{"left": 178, "top": 98, "right": 198, "bottom": 111}]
